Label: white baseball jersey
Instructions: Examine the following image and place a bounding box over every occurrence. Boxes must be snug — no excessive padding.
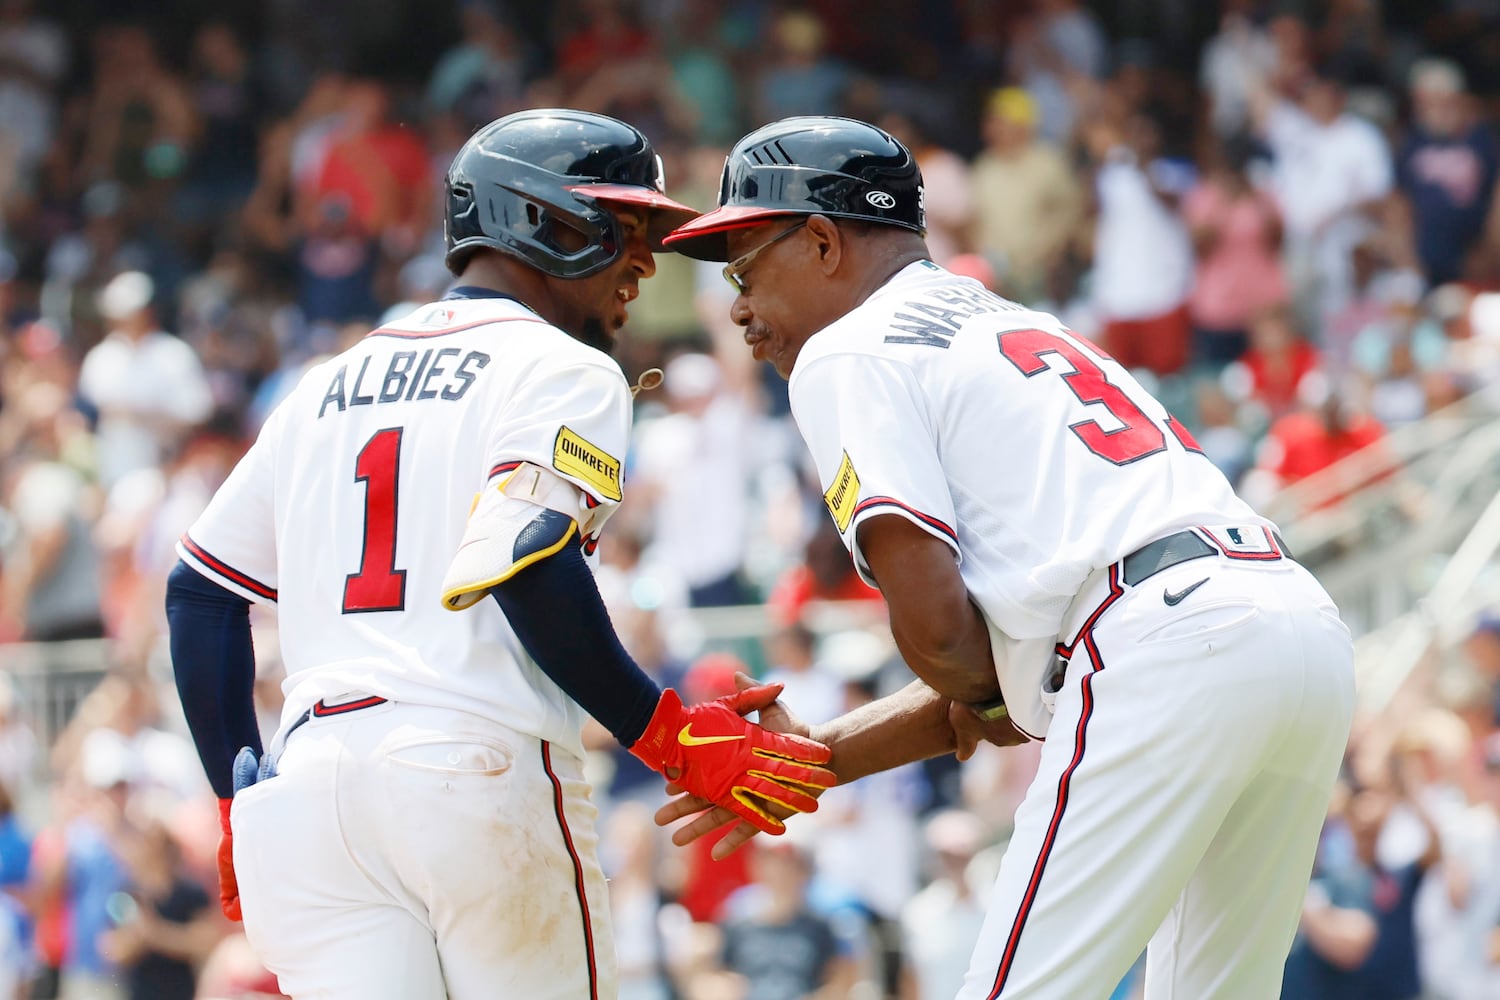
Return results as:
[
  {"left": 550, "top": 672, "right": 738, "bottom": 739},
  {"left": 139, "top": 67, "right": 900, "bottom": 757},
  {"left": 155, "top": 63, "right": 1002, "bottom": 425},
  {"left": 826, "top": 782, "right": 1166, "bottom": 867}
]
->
[
  {"left": 178, "top": 295, "right": 632, "bottom": 757},
  {"left": 790, "top": 260, "right": 1353, "bottom": 999},
  {"left": 788, "top": 260, "right": 1274, "bottom": 735}
]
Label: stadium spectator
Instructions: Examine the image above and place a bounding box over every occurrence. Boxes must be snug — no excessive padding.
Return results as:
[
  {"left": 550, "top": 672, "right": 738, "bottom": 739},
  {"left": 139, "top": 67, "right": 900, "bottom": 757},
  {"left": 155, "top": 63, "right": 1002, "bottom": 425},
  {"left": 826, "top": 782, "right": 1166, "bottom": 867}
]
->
[
  {"left": 719, "top": 838, "right": 856, "bottom": 1000},
  {"left": 0, "top": 0, "right": 69, "bottom": 202},
  {"left": 1006, "top": 0, "right": 1108, "bottom": 144},
  {"left": 100, "top": 819, "right": 219, "bottom": 1000},
  {"left": 1223, "top": 304, "right": 1324, "bottom": 424},
  {"left": 899, "top": 810, "right": 989, "bottom": 1000},
  {"left": 752, "top": 10, "right": 852, "bottom": 123},
  {"left": 1084, "top": 105, "right": 1196, "bottom": 376},
  {"left": 1199, "top": 0, "right": 1278, "bottom": 139},
  {"left": 1242, "top": 373, "right": 1387, "bottom": 510},
  {"left": 0, "top": 383, "right": 103, "bottom": 643},
  {"left": 601, "top": 803, "right": 685, "bottom": 1000},
  {"left": 969, "top": 87, "right": 1083, "bottom": 305},
  {"left": 177, "top": 22, "right": 263, "bottom": 236},
  {"left": 1396, "top": 58, "right": 1500, "bottom": 288},
  {"left": 1281, "top": 756, "right": 1440, "bottom": 1000},
  {"left": 761, "top": 623, "right": 846, "bottom": 729},
  {"left": 766, "top": 516, "right": 884, "bottom": 629},
  {"left": 1253, "top": 68, "right": 1394, "bottom": 332},
  {"left": 878, "top": 110, "right": 973, "bottom": 268},
  {"left": 1182, "top": 131, "right": 1287, "bottom": 368},
  {"left": 77, "top": 271, "right": 212, "bottom": 491},
  {"left": 630, "top": 352, "right": 755, "bottom": 607},
  {"left": 424, "top": 1, "right": 526, "bottom": 124}
]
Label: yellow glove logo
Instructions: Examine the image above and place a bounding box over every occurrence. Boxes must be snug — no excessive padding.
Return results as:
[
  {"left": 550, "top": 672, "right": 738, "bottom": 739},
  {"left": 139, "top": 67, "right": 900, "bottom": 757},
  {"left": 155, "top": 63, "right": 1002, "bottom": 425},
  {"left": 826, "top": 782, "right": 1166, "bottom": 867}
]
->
[{"left": 678, "top": 725, "right": 747, "bottom": 747}]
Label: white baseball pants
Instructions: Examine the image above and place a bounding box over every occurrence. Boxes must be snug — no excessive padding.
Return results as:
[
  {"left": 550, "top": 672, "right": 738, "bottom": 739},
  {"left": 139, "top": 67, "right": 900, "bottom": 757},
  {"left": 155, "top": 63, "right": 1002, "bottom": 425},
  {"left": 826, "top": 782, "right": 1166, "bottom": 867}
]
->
[
  {"left": 231, "top": 699, "right": 616, "bottom": 999},
  {"left": 958, "top": 553, "right": 1355, "bottom": 1000}
]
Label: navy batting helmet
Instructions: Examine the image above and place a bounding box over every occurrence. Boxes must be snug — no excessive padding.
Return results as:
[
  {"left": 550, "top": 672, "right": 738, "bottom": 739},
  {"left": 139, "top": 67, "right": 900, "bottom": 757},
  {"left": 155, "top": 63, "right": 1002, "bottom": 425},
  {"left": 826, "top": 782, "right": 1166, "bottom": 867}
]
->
[
  {"left": 444, "top": 109, "right": 699, "bottom": 277},
  {"left": 665, "top": 116, "right": 925, "bottom": 262}
]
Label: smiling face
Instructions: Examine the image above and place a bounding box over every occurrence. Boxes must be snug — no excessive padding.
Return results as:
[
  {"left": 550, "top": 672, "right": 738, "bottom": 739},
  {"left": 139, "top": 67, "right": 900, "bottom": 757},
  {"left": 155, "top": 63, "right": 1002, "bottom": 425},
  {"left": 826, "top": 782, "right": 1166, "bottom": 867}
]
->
[{"left": 542, "top": 204, "right": 656, "bottom": 354}]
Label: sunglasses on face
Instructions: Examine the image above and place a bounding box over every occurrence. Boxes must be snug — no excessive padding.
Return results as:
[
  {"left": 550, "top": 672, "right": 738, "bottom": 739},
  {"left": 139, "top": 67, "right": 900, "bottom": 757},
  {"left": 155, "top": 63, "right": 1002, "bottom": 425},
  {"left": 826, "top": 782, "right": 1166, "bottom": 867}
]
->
[{"left": 722, "top": 220, "right": 808, "bottom": 294}]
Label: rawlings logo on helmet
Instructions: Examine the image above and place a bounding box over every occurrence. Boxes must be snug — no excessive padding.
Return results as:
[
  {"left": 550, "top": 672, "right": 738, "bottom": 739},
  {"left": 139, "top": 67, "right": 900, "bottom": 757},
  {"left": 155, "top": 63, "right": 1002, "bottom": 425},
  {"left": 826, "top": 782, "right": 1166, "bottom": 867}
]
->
[{"left": 866, "top": 190, "right": 897, "bottom": 209}]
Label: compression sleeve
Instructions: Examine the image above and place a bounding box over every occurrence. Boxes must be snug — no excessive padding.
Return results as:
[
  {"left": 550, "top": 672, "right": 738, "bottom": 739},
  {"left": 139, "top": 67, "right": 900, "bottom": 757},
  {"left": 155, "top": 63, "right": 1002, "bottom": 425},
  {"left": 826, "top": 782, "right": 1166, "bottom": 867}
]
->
[
  {"left": 166, "top": 559, "right": 263, "bottom": 798},
  {"left": 490, "top": 540, "right": 661, "bottom": 747}
]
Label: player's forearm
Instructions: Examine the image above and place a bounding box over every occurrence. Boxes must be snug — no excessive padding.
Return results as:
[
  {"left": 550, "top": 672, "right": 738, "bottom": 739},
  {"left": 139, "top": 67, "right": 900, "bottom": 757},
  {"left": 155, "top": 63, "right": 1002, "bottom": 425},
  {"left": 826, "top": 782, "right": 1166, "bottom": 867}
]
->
[
  {"left": 889, "top": 598, "right": 1003, "bottom": 705},
  {"left": 858, "top": 515, "right": 1002, "bottom": 705},
  {"left": 810, "top": 680, "right": 957, "bottom": 784},
  {"left": 490, "top": 543, "right": 660, "bottom": 746},
  {"left": 165, "top": 560, "right": 263, "bottom": 799}
]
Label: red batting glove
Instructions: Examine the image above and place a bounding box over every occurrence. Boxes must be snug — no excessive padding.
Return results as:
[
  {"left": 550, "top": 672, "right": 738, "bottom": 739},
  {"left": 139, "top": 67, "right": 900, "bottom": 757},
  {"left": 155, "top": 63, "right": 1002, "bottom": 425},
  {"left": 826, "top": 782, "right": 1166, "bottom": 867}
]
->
[
  {"left": 216, "top": 798, "right": 242, "bottom": 921},
  {"left": 630, "top": 685, "right": 835, "bottom": 835}
]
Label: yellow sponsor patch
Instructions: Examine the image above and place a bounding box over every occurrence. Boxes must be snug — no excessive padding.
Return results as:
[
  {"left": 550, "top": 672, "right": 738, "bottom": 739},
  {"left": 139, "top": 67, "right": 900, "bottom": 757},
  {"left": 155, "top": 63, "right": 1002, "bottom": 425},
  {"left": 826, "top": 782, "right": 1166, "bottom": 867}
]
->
[
  {"left": 823, "top": 452, "right": 860, "bottom": 532},
  {"left": 552, "top": 426, "right": 622, "bottom": 501}
]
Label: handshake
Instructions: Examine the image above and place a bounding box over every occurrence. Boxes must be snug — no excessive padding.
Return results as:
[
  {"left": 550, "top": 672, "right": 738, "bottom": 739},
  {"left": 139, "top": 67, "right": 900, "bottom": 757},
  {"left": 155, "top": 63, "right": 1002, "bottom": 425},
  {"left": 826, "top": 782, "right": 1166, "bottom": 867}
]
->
[{"left": 629, "top": 680, "right": 834, "bottom": 838}]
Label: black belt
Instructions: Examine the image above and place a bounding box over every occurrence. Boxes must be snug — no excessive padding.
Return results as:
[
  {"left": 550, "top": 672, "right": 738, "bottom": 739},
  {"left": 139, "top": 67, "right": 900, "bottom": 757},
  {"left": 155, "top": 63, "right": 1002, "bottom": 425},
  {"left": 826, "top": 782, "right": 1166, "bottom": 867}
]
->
[{"left": 1120, "top": 529, "right": 1292, "bottom": 587}]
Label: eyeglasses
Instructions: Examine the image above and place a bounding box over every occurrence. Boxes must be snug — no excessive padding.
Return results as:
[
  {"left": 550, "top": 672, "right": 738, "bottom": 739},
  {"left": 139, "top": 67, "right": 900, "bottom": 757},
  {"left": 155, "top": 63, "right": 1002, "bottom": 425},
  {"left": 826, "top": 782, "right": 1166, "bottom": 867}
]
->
[{"left": 722, "top": 220, "right": 808, "bottom": 294}]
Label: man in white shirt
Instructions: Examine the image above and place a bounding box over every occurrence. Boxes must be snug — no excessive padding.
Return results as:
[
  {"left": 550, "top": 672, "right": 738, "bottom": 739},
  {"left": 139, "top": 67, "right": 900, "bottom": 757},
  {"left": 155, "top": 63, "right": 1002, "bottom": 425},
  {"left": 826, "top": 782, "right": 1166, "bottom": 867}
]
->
[{"left": 78, "top": 271, "right": 213, "bottom": 489}]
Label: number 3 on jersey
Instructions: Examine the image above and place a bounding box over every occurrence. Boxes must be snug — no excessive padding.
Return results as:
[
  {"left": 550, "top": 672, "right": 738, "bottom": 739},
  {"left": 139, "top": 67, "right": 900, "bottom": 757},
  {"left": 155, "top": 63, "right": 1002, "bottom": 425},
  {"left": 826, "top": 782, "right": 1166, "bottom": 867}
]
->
[
  {"left": 343, "top": 427, "right": 407, "bottom": 612},
  {"left": 997, "top": 328, "right": 1201, "bottom": 465}
]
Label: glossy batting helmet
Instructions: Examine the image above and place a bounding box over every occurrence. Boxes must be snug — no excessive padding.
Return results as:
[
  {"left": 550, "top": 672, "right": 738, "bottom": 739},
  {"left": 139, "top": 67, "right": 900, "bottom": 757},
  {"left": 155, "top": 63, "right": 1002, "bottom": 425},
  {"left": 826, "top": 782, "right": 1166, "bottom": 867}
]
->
[
  {"left": 665, "top": 116, "right": 925, "bottom": 262},
  {"left": 444, "top": 109, "right": 699, "bottom": 277}
]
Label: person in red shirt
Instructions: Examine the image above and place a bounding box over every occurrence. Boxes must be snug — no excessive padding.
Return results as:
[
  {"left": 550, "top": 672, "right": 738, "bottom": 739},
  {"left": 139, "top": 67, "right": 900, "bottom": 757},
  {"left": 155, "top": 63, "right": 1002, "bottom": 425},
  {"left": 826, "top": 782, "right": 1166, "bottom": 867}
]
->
[
  {"left": 1250, "top": 374, "right": 1386, "bottom": 507},
  {"left": 766, "top": 517, "right": 884, "bottom": 628},
  {"left": 305, "top": 79, "right": 431, "bottom": 248},
  {"left": 1224, "top": 304, "right": 1324, "bottom": 422}
]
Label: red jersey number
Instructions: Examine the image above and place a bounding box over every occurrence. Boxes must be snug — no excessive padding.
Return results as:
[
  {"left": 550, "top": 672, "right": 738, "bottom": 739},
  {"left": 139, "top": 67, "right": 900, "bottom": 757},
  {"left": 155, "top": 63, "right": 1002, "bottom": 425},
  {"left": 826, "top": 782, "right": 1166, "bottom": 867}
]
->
[
  {"left": 997, "top": 329, "right": 1200, "bottom": 465},
  {"left": 342, "top": 427, "right": 408, "bottom": 612}
]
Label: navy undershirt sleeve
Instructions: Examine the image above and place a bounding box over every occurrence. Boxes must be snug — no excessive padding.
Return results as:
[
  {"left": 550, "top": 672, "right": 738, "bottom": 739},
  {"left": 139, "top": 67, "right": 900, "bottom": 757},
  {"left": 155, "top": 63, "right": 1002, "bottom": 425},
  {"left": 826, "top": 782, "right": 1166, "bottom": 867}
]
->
[
  {"left": 166, "top": 559, "right": 263, "bottom": 799},
  {"left": 490, "top": 541, "right": 661, "bottom": 747}
]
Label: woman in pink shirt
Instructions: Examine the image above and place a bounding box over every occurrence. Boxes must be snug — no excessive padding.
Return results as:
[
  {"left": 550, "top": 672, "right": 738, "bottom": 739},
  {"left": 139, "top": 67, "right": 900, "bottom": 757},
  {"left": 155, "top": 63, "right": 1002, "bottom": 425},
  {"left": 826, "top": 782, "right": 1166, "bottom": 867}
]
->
[{"left": 1183, "top": 134, "right": 1290, "bottom": 367}]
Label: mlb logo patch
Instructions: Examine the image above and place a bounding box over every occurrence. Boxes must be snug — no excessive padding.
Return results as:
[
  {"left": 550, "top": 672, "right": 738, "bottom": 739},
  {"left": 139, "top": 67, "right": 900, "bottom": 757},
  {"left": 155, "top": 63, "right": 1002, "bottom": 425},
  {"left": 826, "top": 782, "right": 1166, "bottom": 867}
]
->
[
  {"left": 421, "top": 307, "right": 457, "bottom": 327},
  {"left": 1198, "top": 525, "right": 1281, "bottom": 560}
]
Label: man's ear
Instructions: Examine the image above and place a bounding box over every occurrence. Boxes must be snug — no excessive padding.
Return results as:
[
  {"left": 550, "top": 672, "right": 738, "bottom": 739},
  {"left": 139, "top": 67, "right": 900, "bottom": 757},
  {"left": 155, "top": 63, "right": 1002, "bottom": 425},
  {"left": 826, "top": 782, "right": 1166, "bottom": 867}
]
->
[{"left": 805, "top": 214, "right": 843, "bottom": 275}]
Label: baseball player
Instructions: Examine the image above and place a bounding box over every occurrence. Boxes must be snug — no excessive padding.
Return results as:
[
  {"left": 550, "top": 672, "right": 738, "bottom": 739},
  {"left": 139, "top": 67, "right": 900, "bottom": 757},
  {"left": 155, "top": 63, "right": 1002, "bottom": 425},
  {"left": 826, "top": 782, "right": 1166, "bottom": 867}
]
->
[
  {"left": 165, "top": 109, "right": 834, "bottom": 1000},
  {"left": 660, "top": 117, "right": 1356, "bottom": 999}
]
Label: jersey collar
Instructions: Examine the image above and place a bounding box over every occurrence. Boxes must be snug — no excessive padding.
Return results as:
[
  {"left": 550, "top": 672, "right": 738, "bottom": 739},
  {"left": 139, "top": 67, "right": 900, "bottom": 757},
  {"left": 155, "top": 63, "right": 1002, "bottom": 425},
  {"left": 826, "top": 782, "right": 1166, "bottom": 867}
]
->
[{"left": 442, "top": 286, "right": 533, "bottom": 307}]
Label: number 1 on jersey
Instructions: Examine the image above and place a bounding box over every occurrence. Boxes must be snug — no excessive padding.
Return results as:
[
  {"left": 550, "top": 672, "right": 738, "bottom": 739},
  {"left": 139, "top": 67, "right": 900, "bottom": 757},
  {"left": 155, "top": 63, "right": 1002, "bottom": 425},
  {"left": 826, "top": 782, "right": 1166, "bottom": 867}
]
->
[{"left": 343, "top": 427, "right": 407, "bottom": 613}]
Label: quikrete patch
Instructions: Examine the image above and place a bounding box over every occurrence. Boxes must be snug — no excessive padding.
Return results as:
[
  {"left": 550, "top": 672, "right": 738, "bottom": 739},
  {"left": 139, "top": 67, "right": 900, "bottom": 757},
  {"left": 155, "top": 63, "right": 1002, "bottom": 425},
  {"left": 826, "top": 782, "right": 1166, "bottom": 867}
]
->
[
  {"left": 553, "top": 427, "right": 622, "bottom": 501},
  {"left": 824, "top": 452, "right": 860, "bottom": 532}
]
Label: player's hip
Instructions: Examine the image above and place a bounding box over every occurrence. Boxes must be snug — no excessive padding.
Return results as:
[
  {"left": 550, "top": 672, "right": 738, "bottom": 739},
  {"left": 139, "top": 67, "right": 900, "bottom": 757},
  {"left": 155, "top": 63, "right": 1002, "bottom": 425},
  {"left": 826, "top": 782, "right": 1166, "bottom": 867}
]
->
[
  {"left": 1056, "top": 525, "right": 1350, "bottom": 686},
  {"left": 234, "top": 696, "right": 604, "bottom": 911},
  {"left": 273, "top": 666, "right": 589, "bottom": 759}
]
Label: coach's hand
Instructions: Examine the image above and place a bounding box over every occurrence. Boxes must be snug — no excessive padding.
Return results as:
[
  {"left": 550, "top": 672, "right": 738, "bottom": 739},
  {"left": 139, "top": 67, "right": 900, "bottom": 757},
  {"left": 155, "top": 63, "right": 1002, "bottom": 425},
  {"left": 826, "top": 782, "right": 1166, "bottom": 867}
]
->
[
  {"left": 656, "top": 672, "right": 822, "bottom": 860},
  {"left": 630, "top": 684, "right": 834, "bottom": 835},
  {"left": 217, "top": 746, "right": 260, "bottom": 921},
  {"left": 949, "top": 701, "right": 1028, "bottom": 760}
]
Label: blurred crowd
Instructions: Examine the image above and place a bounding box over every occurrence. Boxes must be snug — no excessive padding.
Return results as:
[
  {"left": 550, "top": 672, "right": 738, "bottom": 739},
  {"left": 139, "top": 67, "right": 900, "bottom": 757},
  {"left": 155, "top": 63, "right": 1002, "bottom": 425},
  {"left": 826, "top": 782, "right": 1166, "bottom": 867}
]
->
[{"left": 3, "top": 0, "right": 1500, "bottom": 997}]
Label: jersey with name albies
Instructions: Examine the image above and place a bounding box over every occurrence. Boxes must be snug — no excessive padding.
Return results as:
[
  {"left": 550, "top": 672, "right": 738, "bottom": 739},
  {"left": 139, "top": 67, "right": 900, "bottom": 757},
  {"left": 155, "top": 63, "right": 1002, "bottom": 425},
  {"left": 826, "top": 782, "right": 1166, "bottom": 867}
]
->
[{"left": 178, "top": 297, "right": 632, "bottom": 755}]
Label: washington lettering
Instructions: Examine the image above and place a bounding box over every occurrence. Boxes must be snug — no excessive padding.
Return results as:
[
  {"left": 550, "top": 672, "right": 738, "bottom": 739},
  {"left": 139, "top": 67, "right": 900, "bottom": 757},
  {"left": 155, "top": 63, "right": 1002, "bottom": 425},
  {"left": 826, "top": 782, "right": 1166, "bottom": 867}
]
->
[{"left": 884, "top": 286, "right": 1019, "bottom": 348}]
